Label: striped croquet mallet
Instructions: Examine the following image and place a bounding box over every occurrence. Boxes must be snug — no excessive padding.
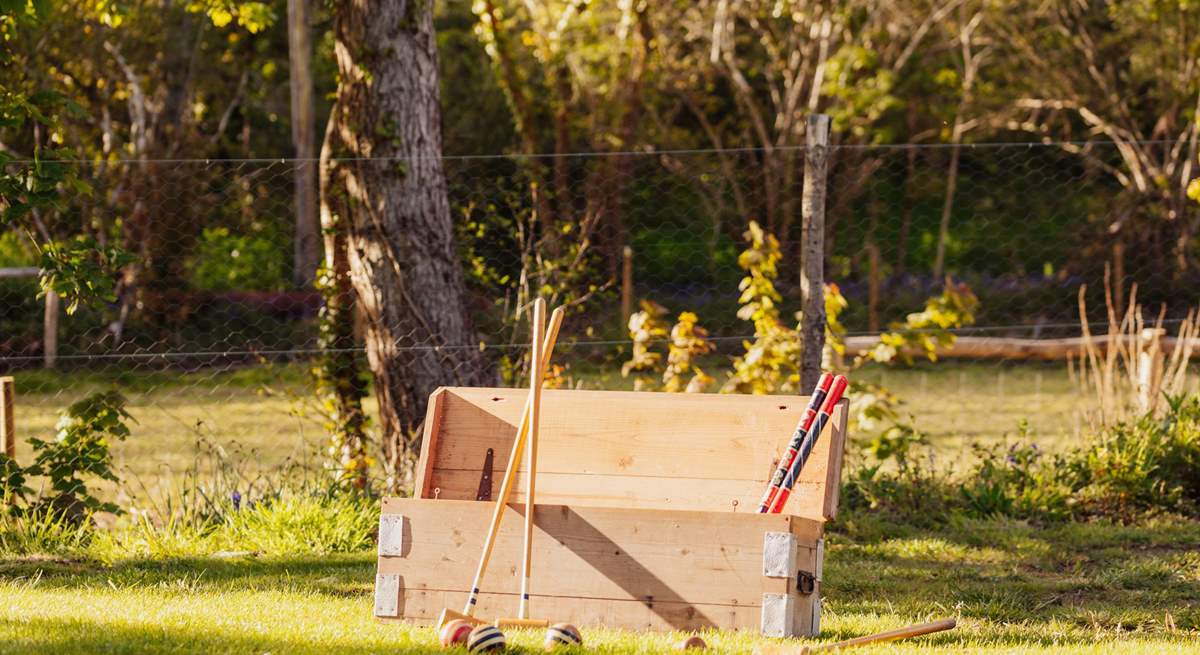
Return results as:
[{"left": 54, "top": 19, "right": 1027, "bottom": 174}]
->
[
  {"left": 756, "top": 373, "right": 834, "bottom": 513},
  {"left": 769, "top": 374, "right": 848, "bottom": 514}
]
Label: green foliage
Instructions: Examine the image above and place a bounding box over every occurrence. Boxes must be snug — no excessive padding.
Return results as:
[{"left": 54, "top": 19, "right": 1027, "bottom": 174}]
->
[
  {"left": 212, "top": 493, "right": 377, "bottom": 555},
  {"left": 1069, "top": 393, "right": 1200, "bottom": 520},
  {"left": 622, "top": 302, "right": 715, "bottom": 393},
  {"left": 311, "top": 261, "right": 371, "bottom": 491},
  {"left": 189, "top": 226, "right": 287, "bottom": 292},
  {"left": 0, "top": 507, "right": 93, "bottom": 556},
  {"left": 621, "top": 299, "right": 669, "bottom": 391},
  {"left": 959, "top": 439, "right": 1074, "bottom": 521},
  {"left": 112, "top": 491, "right": 377, "bottom": 558},
  {"left": 844, "top": 393, "right": 1200, "bottom": 525},
  {"left": 25, "top": 391, "right": 134, "bottom": 518},
  {"left": 38, "top": 236, "right": 135, "bottom": 314},
  {"left": 722, "top": 221, "right": 803, "bottom": 394},
  {"left": 186, "top": 0, "right": 275, "bottom": 33},
  {"left": 860, "top": 280, "right": 980, "bottom": 366},
  {"left": 663, "top": 311, "right": 715, "bottom": 393},
  {"left": 0, "top": 1, "right": 130, "bottom": 316}
]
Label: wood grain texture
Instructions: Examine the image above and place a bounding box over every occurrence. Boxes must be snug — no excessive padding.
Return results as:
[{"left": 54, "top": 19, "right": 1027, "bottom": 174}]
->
[
  {"left": 414, "top": 388, "right": 849, "bottom": 520},
  {"left": 378, "top": 498, "right": 820, "bottom": 630}
]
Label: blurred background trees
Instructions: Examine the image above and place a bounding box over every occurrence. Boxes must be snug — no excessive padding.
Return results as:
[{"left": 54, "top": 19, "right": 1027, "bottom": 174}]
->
[{"left": 2, "top": 0, "right": 1199, "bottom": 475}]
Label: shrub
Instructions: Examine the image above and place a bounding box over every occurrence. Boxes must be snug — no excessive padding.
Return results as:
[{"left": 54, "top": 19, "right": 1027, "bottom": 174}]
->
[
  {"left": 1069, "top": 393, "right": 1200, "bottom": 520},
  {"left": 1, "top": 391, "right": 134, "bottom": 527},
  {"left": 189, "top": 226, "right": 287, "bottom": 292},
  {"left": 842, "top": 394, "right": 1200, "bottom": 525}
]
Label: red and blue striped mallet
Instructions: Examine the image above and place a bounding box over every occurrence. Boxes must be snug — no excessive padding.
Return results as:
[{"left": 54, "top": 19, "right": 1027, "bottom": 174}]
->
[
  {"left": 756, "top": 373, "right": 834, "bottom": 513},
  {"left": 769, "top": 374, "right": 848, "bottom": 514}
]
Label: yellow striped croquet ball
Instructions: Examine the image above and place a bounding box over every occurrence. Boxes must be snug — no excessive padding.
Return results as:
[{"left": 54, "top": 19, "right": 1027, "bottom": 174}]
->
[
  {"left": 543, "top": 623, "right": 583, "bottom": 649},
  {"left": 440, "top": 619, "right": 474, "bottom": 647},
  {"left": 467, "top": 625, "right": 506, "bottom": 652}
]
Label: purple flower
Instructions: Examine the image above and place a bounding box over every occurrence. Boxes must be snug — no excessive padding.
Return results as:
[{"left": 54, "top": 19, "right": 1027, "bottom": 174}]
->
[{"left": 231, "top": 491, "right": 242, "bottom": 510}]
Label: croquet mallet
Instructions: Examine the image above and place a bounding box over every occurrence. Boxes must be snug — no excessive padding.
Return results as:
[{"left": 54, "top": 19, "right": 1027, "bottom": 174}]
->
[
  {"left": 754, "top": 618, "right": 956, "bottom": 655},
  {"left": 436, "top": 299, "right": 564, "bottom": 629},
  {"left": 769, "top": 374, "right": 848, "bottom": 514},
  {"left": 494, "top": 297, "right": 551, "bottom": 628},
  {"left": 757, "top": 372, "right": 834, "bottom": 513}
]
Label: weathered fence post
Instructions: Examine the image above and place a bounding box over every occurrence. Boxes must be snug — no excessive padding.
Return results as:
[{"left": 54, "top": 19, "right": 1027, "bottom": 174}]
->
[
  {"left": 621, "top": 246, "right": 634, "bottom": 327},
  {"left": 1, "top": 376, "right": 14, "bottom": 459},
  {"left": 44, "top": 290, "right": 59, "bottom": 369},
  {"left": 799, "top": 114, "right": 831, "bottom": 391}
]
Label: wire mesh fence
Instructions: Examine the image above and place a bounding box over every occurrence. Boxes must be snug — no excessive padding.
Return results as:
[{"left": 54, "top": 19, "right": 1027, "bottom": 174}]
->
[{"left": 2, "top": 141, "right": 1199, "bottom": 498}]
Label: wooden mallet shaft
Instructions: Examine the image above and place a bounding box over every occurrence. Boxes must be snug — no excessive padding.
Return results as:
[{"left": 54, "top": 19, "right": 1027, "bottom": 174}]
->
[
  {"left": 438, "top": 302, "right": 565, "bottom": 628},
  {"left": 518, "top": 298, "right": 546, "bottom": 619},
  {"left": 799, "top": 618, "right": 957, "bottom": 654}
]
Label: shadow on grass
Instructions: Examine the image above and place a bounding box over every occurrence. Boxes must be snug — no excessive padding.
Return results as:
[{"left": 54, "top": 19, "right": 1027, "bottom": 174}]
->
[{"left": 823, "top": 518, "right": 1200, "bottom": 634}]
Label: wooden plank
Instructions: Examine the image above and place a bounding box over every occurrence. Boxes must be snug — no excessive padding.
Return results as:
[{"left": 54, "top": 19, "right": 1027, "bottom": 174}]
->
[
  {"left": 0, "top": 377, "right": 13, "bottom": 459},
  {"left": 386, "top": 589, "right": 768, "bottom": 632},
  {"left": 420, "top": 388, "right": 847, "bottom": 518},
  {"left": 378, "top": 499, "right": 821, "bottom": 610},
  {"left": 425, "top": 470, "right": 829, "bottom": 520},
  {"left": 414, "top": 388, "right": 448, "bottom": 499},
  {"left": 822, "top": 399, "right": 849, "bottom": 519}
]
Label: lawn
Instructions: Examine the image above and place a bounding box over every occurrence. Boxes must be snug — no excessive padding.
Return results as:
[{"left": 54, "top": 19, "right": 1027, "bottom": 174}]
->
[
  {"left": 7, "top": 359, "right": 1135, "bottom": 500},
  {"left": 4, "top": 362, "right": 1200, "bottom": 653},
  {"left": 0, "top": 515, "right": 1196, "bottom": 653}
]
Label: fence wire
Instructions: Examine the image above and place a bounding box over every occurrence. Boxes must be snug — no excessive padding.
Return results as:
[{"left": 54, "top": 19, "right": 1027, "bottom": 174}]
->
[{"left": 2, "top": 141, "right": 1199, "bottom": 499}]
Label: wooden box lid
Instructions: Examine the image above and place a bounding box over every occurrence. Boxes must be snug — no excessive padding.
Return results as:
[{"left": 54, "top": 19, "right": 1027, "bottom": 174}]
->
[{"left": 414, "top": 387, "right": 848, "bottom": 521}]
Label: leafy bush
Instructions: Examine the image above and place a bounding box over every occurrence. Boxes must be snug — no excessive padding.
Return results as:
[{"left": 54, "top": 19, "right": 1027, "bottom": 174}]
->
[
  {"left": 189, "top": 226, "right": 287, "bottom": 292},
  {"left": 1, "top": 391, "right": 134, "bottom": 526},
  {"left": 958, "top": 440, "right": 1074, "bottom": 521},
  {"left": 843, "top": 394, "right": 1200, "bottom": 525},
  {"left": 1068, "top": 394, "right": 1200, "bottom": 520}
]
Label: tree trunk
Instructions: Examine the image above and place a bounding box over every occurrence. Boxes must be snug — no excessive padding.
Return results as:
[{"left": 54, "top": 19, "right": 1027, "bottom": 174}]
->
[
  {"left": 289, "top": 0, "right": 321, "bottom": 287},
  {"left": 326, "top": 0, "right": 493, "bottom": 490}
]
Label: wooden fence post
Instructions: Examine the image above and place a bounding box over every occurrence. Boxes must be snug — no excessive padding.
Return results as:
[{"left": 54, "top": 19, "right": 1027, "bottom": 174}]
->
[
  {"left": 1, "top": 377, "right": 14, "bottom": 459},
  {"left": 621, "top": 246, "right": 634, "bottom": 328},
  {"left": 799, "top": 114, "right": 831, "bottom": 391},
  {"left": 44, "top": 289, "right": 59, "bottom": 369}
]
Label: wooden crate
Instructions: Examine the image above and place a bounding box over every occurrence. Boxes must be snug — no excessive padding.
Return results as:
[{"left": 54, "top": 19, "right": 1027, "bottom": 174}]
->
[{"left": 374, "top": 387, "right": 848, "bottom": 637}]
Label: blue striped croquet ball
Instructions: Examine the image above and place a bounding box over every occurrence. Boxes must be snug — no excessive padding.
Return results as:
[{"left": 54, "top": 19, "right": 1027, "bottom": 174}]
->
[
  {"left": 543, "top": 623, "right": 582, "bottom": 649},
  {"left": 440, "top": 619, "right": 474, "bottom": 647},
  {"left": 467, "top": 625, "right": 506, "bottom": 652}
]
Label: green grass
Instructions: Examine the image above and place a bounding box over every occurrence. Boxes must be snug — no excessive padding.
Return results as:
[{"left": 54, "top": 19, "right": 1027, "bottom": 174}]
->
[
  {"left": 11, "top": 359, "right": 1198, "bottom": 499},
  {"left": 0, "top": 515, "right": 1196, "bottom": 653},
  {"left": 5, "top": 361, "right": 1200, "bottom": 653}
]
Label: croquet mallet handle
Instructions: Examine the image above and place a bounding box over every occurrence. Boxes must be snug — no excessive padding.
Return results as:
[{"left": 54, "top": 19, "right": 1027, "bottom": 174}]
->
[
  {"left": 802, "top": 618, "right": 957, "bottom": 654},
  {"left": 459, "top": 304, "right": 565, "bottom": 616}
]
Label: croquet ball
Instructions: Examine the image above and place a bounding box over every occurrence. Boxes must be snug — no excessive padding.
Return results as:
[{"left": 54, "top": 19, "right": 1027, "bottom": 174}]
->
[
  {"left": 467, "top": 625, "right": 507, "bottom": 653},
  {"left": 543, "top": 623, "right": 582, "bottom": 649},
  {"left": 440, "top": 619, "right": 474, "bottom": 647},
  {"left": 674, "top": 635, "right": 707, "bottom": 650}
]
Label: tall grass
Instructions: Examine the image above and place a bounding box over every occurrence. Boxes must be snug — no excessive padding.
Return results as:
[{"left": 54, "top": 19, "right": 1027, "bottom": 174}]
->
[
  {"left": 0, "top": 510, "right": 93, "bottom": 556},
  {"left": 1072, "top": 270, "right": 1198, "bottom": 425},
  {"left": 96, "top": 492, "right": 377, "bottom": 559}
]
